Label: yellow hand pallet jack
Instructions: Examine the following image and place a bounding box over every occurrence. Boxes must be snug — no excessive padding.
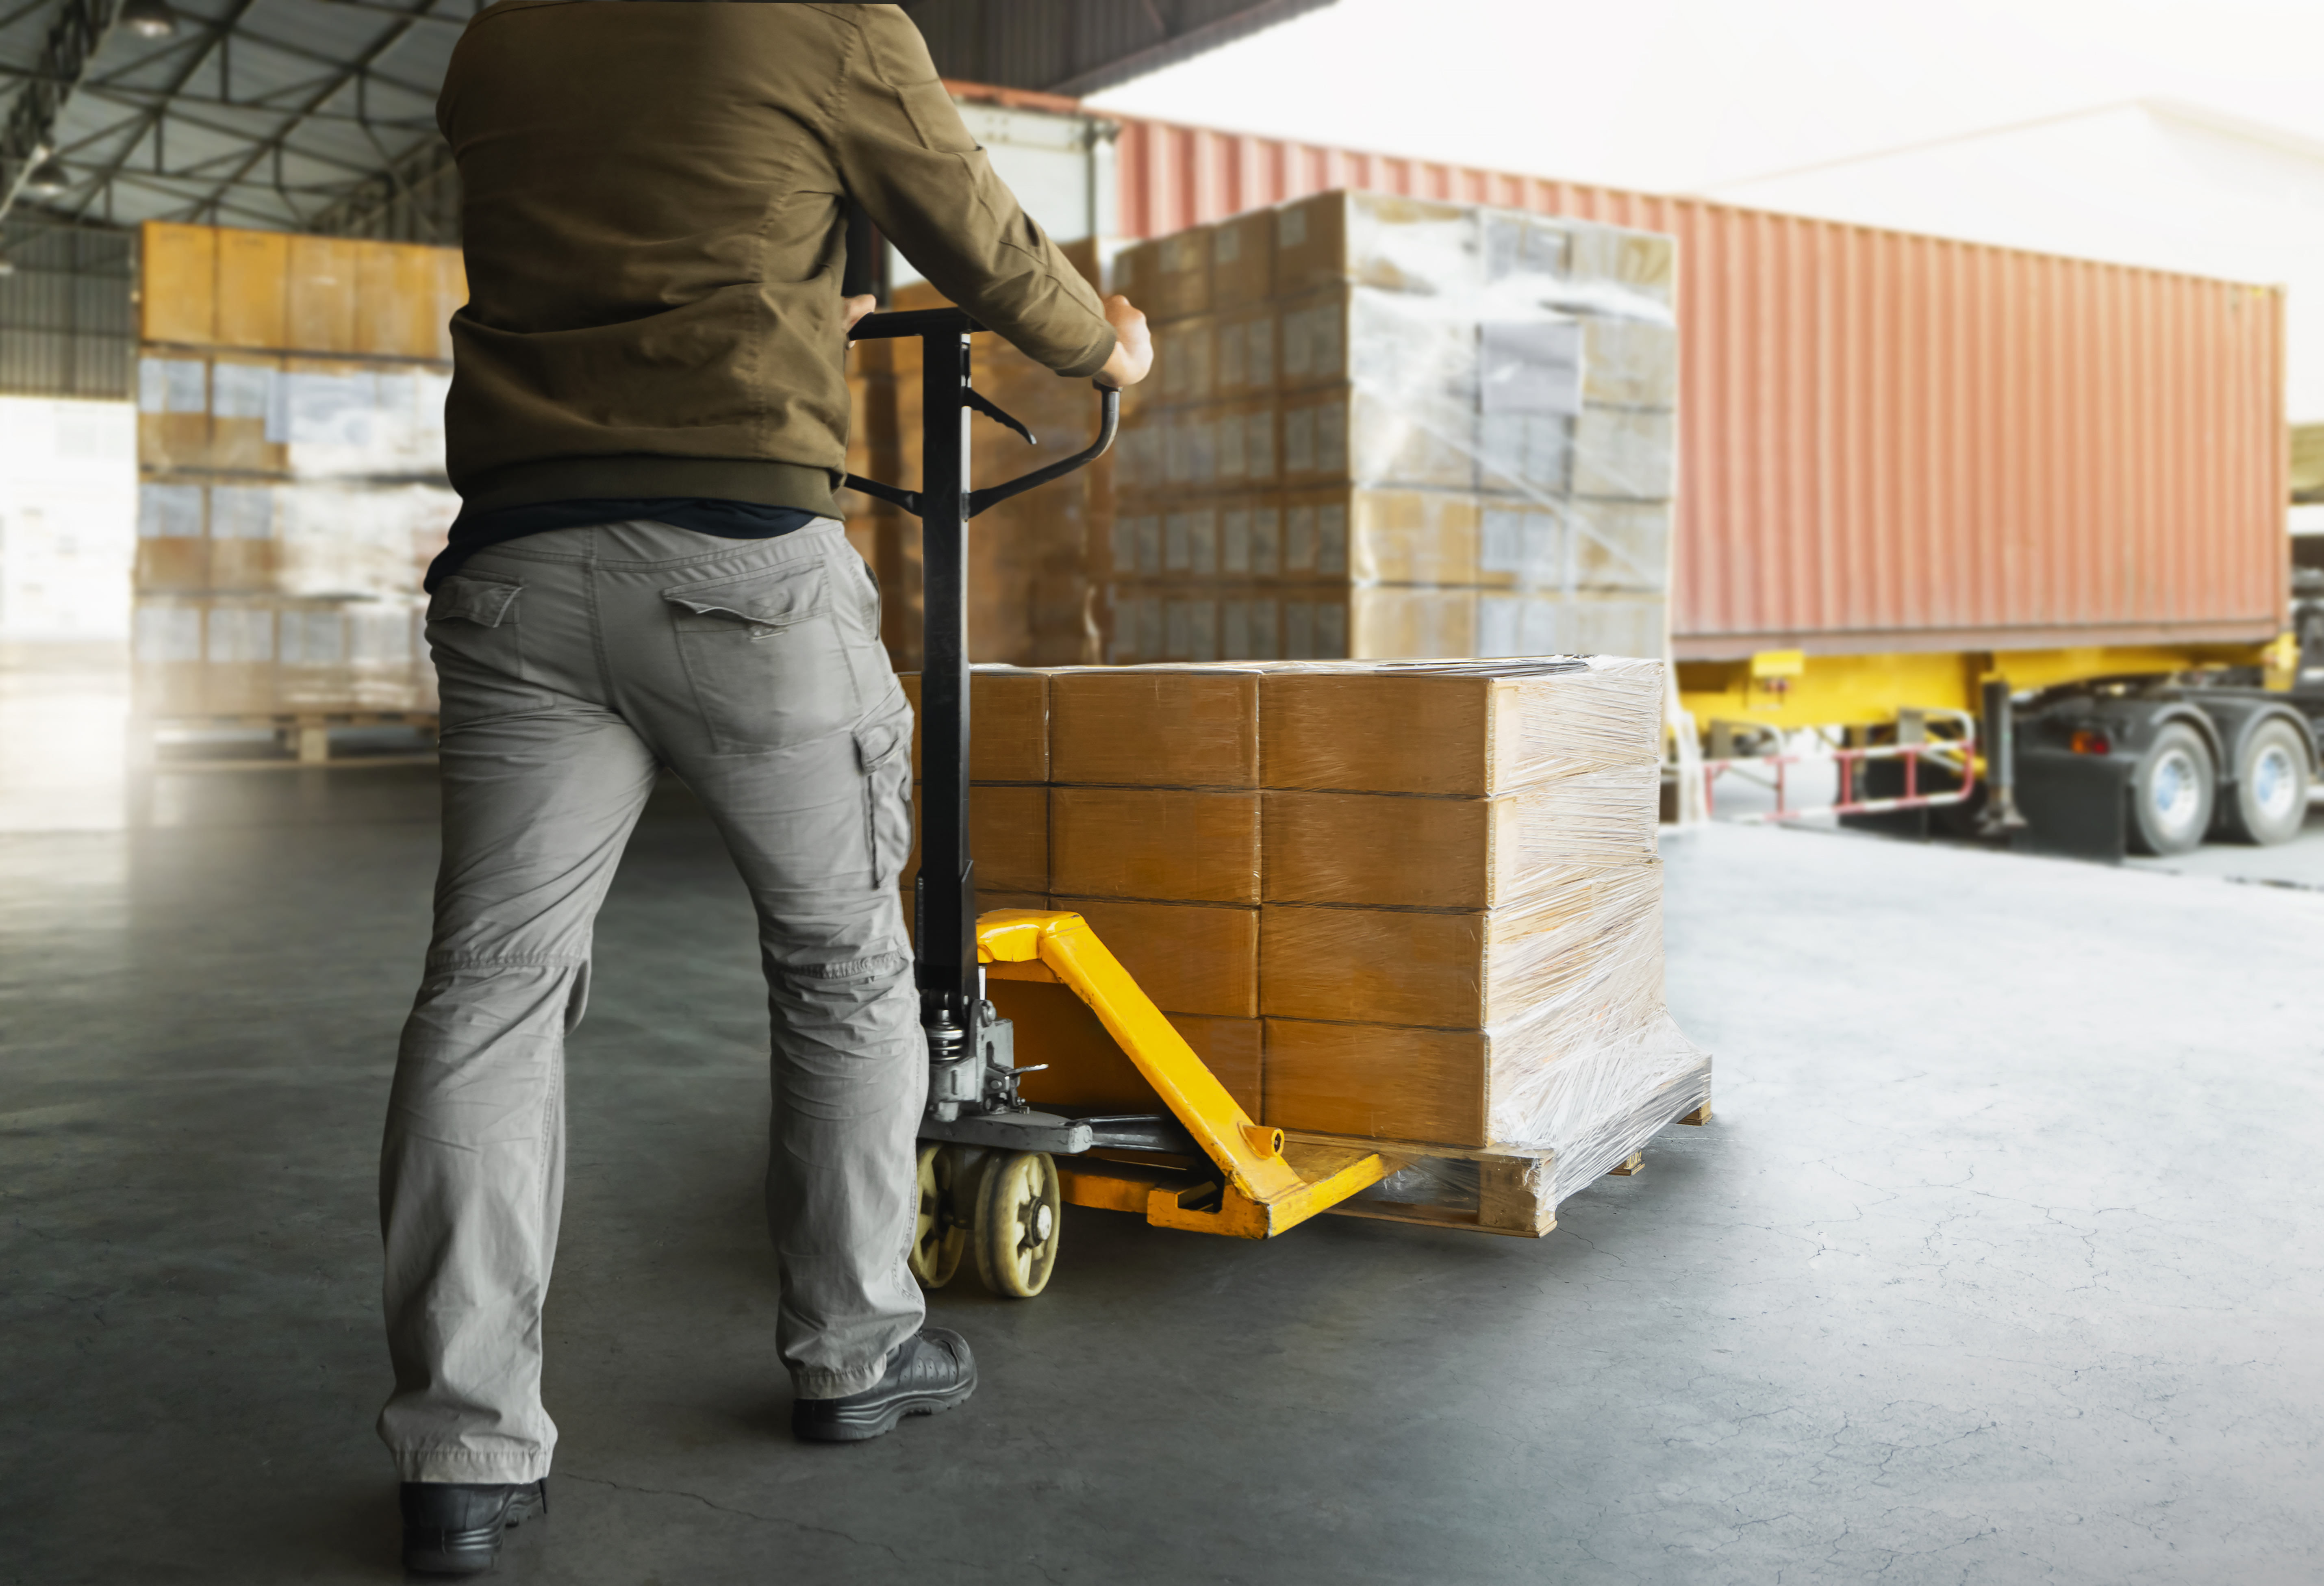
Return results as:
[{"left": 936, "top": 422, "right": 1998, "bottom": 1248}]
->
[{"left": 845, "top": 308, "right": 1407, "bottom": 1297}]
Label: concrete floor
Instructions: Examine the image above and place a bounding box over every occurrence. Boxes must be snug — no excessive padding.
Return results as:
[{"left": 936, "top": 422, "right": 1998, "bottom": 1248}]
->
[{"left": 6, "top": 679, "right": 2324, "bottom": 1582}]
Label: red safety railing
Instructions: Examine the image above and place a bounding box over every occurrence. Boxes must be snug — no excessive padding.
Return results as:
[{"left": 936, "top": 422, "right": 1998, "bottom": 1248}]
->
[{"left": 1702, "top": 710, "right": 1979, "bottom": 823}]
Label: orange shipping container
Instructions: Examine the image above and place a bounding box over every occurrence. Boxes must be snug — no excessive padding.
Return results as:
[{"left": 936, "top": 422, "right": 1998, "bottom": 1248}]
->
[{"left": 1106, "top": 116, "right": 2287, "bottom": 659}]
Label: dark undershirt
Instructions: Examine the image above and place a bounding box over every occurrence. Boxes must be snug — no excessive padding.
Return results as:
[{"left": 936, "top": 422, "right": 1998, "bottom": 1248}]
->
[{"left": 425, "top": 499, "right": 820, "bottom": 591}]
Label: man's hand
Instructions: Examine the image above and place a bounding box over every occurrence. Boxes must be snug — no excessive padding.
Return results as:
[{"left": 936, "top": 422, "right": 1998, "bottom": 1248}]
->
[
  {"left": 843, "top": 293, "right": 879, "bottom": 335},
  {"left": 1095, "top": 295, "right": 1153, "bottom": 389}
]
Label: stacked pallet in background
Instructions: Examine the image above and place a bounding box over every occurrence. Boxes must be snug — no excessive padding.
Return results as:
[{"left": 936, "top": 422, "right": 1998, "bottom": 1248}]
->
[
  {"left": 897, "top": 654, "right": 1708, "bottom": 1232},
  {"left": 131, "top": 222, "right": 465, "bottom": 756},
  {"left": 851, "top": 238, "right": 1114, "bottom": 669},
  {"left": 1103, "top": 191, "right": 1677, "bottom": 664}
]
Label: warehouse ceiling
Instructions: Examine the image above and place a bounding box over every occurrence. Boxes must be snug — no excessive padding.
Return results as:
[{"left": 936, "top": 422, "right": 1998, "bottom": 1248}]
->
[{"left": 0, "top": 0, "right": 1333, "bottom": 243}]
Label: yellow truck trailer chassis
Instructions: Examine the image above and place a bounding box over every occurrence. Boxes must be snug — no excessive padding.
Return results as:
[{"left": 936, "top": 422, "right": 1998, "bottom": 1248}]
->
[{"left": 1677, "top": 636, "right": 2319, "bottom": 858}]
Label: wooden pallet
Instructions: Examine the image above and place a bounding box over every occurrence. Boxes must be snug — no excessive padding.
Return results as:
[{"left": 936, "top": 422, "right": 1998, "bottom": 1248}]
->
[
  {"left": 1299, "top": 1073, "right": 1714, "bottom": 1240},
  {"left": 132, "top": 711, "right": 440, "bottom": 767}
]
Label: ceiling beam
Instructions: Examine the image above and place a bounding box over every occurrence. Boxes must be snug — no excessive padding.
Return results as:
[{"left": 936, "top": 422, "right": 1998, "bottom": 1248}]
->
[{"left": 166, "top": 0, "right": 450, "bottom": 228}]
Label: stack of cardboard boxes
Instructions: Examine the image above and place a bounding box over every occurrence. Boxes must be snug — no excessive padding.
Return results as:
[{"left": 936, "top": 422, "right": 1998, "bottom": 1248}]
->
[
  {"left": 898, "top": 656, "right": 1707, "bottom": 1222},
  {"left": 1103, "top": 191, "right": 1677, "bottom": 665},
  {"left": 130, "top": 222, "right": 464, "bottom": 722}
]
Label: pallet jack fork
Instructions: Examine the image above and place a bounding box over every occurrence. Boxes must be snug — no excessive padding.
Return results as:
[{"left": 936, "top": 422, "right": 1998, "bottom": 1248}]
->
[{"left": 845, "top": 309, "right": 1405, "bottom": 1297}]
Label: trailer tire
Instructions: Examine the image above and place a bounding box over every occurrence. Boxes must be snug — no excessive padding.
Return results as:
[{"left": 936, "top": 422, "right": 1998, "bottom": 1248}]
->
[
  {"left": 2219, "top": 719, "right": 2311, "bottom": 847},
  {"left": 2127, "top": 723, "right": 2215, "bottom": 856}
]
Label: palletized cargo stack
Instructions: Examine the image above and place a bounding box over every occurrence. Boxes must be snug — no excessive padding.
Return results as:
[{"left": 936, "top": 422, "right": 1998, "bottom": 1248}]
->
[
  {"left": 1103, "top": 191, "right": 1677, "bottom": 665},
  {"left": 131, "top": 222, "right": 466, "bottom": 754},
  {"left": 899, "top": 655, "right": 1708, "bottom": 1232}
]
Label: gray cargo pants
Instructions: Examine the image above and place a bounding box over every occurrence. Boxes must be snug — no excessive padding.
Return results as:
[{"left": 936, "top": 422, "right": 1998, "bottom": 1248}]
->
[{"left": 377, "top": 518, "right": 923, "bottom": 1485}]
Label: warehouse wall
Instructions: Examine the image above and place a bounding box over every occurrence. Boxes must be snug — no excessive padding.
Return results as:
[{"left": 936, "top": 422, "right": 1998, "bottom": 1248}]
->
[{"left": 0, "top": 218, "right": 135, "bottom": 402}]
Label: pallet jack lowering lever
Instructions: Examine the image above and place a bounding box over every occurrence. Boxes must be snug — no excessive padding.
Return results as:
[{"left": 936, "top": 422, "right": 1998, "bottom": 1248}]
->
[{"left": 845, "top": 307, "right": 1119, "bottom": 1144}]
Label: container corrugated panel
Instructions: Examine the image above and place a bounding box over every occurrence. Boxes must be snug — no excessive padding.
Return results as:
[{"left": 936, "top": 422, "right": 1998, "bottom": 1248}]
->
[
  {"left": 0, "top": 220, "right": 135, "bottom": 401},
  {"left": 1113, "top": 118, "right": 2288, "bottom": 657}
]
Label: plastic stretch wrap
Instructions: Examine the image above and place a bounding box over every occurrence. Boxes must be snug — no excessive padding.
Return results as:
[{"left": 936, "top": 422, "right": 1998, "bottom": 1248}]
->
[
  {"left": 134, "top": 480, "right": 457, "bottom": 599},
  {"left": 137, "top": 355, "right": 454, "bottom": 482},
  {"left": 132, "top": 593, "right": 430, "bottom": 715},
  {"left": 135, "top": 224, "right": 467, "bottom": 723},
  {"left": 1261, "top": 770, "right": 1659, "bottom": 908},
  {"left": 1260, "top": 858, "right": 1662, "bottom": 1031},
  {"left": 1104, "top": 190, "right": 1676, "bottom": 664},
  {"left": 1253, "top": 656, "right": 1664, "bottom": 793}
]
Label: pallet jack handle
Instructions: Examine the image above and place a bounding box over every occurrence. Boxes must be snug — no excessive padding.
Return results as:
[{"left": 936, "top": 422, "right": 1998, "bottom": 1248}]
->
[{"left": 843, "top": 306, "right": 1121, "bottom": 1080}]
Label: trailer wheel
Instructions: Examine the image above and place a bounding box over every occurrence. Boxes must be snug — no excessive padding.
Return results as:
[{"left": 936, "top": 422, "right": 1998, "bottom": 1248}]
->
[
  {"left": 972, "top": 1149, "right": 1061, "bottom": 1299},
  {"left": 2220, "top": 719, "right": 2311, "bottom": 846},
  {"left": 909, "top": 1143, "right": 967, "bottom": 1290},
  {"left": 2127, "top": 723, "right": 2215, "bottom": 856}
]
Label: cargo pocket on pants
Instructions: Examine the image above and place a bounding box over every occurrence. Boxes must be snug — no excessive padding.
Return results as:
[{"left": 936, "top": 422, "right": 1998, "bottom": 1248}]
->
[
  {"left": 425, "top": 574, "right": 536, "bottom": 728},
  {"left": 664, "top": 561, "right": 857, "bottom": 754},
  {"left": 855, "top": 708, "right": 913, "bottom": 889}
]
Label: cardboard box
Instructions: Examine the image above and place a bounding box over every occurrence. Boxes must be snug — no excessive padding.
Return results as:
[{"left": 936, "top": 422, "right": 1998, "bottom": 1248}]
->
[
  {"left": 904, "top": 782, "right": 1049, "bottom": 895},
  {"left": 210, "top": 354, "right": 286, "bottom": 474},
  {"left": 1344, "top": 586, "right": 1471, "bottom": 659},
  {"left": 1263, "top": 778, "right": 1659, "bottom": 908},
  {"left": 137, "top": 356, "right": 211, "bottom": 471},
  {"left": 899, "top": 888, "right": 1047, "bottom": 948},
  {"left": 1214, "top": 303, "right": 1278, "bottom": 397},
  {"left": 1050, "top": 896, "right": 1257, "bottom": 1017},
  {"left": 990, "top": 976, "right": 1264, "bottom": 1119},
  {"left": 1277, "top": 284, "right": 1475, "bottom": 398},
  {"left": 1050, "top": 666, "right": 1259, "bottom": 787},
  {"left": 1259, "top": 659, "right": 1664, "bottom": 795},
  {"left": 1273, "top": 191, "right": 1480, "bottom": 298},
  {"left": 1475, "top": 498, "right": 1671, "bottom": 594},
  {"left": 287, "top": 235, "right": 359, "bottom": 354},
  {"left": 1336, "top": 488, "right": 1482, "bottom": 586},
  {"left": 1573, "top": 407, "right": 1676, "bottom": 500},
  {"left": 1582, "top": 317, "right": 1679, "bottom": 408},
  {"left": 1218, "top": 498, "right": 1285, "bottom": 579},
  {"left": 215, "top": 226, "right": 289, "bottom": 349},
  {"left": 1115, "top": 230, "right": 1211, "bottom": 322},
  {"left": 1050, "top": 786, "right": 1261, "bottom": 904},
  {"left": 1260, "top": 871, "right": 1662, "bottom": 1030},
  {"left": 1262, "top": 1018, "right": 1491, "bottom": 1146},
  {"left": 897, "top": 667, "right": 1051, "bottom": 782},
  {"left": 1476, "top": 592, "right": 1668, "bottom": 661},
  {"left": 140, "top": 222, "right": 217, "bottom": 345},
  {"left": 1154, "top": 316, "right": 1216, "bottom": 408},
  {"left": 1208, "top": 209, "right": 1274, "bottom": 309},
  {"left": 1279, "top": 384, "right": 1476, "bottom": 490}
]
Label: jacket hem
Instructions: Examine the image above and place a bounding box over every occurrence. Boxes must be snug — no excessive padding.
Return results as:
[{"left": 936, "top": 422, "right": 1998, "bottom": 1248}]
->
[{"left": 455, "top": 457, "right": 841, "bottom": 519}]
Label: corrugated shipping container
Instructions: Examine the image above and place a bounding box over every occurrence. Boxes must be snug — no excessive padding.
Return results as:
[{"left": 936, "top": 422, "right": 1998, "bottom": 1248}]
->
[{"left": 1103, "top": 116, "right": 2288, "bottom": 659}]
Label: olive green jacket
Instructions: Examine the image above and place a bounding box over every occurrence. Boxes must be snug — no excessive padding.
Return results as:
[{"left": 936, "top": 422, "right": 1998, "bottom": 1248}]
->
[{"left": 437, "top": 1, "right": 1116, "bottom": 517}]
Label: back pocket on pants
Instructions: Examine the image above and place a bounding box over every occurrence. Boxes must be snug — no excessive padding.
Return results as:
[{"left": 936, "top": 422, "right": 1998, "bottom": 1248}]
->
[{"left": 663, "top": 562, "right": 858, "bottom": 754}]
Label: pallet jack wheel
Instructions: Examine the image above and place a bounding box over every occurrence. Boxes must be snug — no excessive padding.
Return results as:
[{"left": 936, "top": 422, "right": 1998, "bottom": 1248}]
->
[
  {"left": 909, "top": 1142, "right": 967, "bottom": 1290},
  {"left": 972, "top": 1150, "right": 1061, "bottom": 1298}
]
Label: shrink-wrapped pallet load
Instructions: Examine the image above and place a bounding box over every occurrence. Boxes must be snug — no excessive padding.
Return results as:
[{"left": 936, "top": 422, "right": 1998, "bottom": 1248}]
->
[
  {"left": 894, "top": 652, "right": 1706, "bottom": 1232},
  {"left": 1104, "top": 191, "right": 1676, "bottom": 665},
  {"left": 130, "top": 223, "right": 463, "bottom": 729}
]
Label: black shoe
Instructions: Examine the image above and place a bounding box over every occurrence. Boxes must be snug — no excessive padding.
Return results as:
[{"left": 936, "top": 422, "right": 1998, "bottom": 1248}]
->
[
  {"left": 400, "top": 1479, "right": 547, "bottom": 1575},
  {"left": 792, "top": 1327, "right": 977, "bottom": 1443}
]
